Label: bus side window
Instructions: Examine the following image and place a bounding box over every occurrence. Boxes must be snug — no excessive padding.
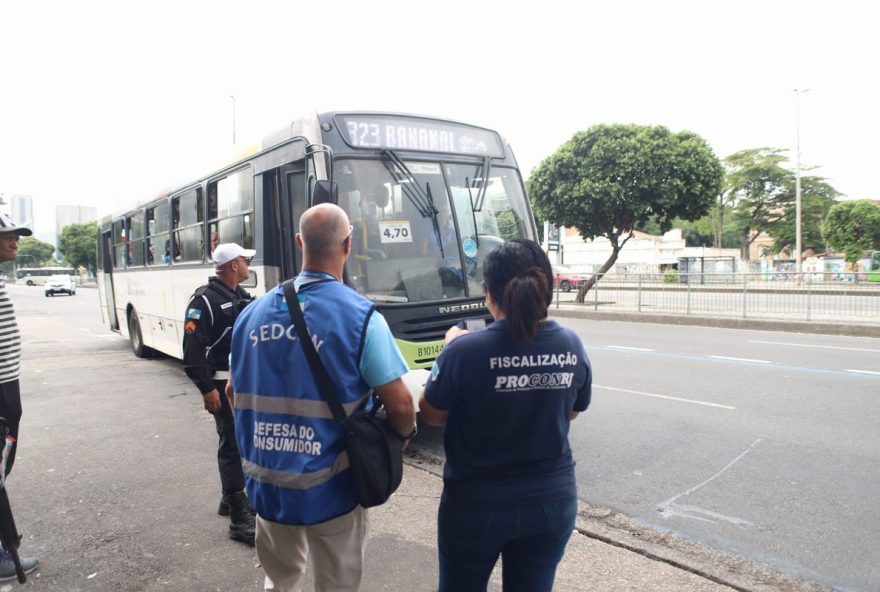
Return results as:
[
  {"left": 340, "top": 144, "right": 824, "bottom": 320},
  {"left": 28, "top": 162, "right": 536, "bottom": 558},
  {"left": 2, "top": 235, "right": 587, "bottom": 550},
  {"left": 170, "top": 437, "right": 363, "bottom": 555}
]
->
[
  {"left": 146, "top": 200, "right": 170, "bottom": 267},
  {"left": 125, "top": 210, "right": 146, "bottom": 267},
  {"left": 173, "top": 188, "right": 205, "bottom": 262},
  {"left": 208, "top": 167, "right": 254, "bottom": 253},
  {"left": 112, "top": 220, "right": 126, "bottom": 268}
]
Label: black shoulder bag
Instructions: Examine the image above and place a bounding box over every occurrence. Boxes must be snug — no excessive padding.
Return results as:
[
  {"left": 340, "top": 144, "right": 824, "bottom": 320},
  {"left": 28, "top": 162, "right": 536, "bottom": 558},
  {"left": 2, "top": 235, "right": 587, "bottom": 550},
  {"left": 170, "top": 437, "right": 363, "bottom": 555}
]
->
[{"left": 282, "top": 279, "right": 403, "bottom": 508}]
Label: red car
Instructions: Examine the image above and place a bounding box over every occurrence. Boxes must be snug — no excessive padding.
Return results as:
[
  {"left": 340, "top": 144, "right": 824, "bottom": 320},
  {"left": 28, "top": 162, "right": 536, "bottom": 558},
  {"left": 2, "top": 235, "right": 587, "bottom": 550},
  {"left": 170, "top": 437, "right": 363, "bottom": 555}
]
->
[{"left": 551, "top": 265, "right": 582, "bottom": 292}]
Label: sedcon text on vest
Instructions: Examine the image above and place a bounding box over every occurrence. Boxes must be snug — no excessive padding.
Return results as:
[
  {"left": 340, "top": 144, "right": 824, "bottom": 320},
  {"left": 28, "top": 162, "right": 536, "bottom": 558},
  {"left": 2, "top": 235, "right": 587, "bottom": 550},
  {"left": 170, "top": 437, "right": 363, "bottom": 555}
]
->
[{"left": 248, "top": 323, "right": 324, "bottom": 351}]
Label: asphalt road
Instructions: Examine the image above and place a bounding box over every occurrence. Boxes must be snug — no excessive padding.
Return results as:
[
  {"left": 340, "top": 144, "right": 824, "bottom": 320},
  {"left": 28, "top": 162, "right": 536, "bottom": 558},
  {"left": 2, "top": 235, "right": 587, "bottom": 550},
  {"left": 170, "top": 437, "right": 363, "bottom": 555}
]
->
[{"left": 557, "top": 317, "right": 880, "bottom": 592}]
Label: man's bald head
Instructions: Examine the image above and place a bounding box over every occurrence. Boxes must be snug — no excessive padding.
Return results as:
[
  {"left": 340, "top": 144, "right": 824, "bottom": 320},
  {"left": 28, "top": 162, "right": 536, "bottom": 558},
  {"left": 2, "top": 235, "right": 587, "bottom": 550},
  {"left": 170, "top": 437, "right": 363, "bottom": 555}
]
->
[{"left": 298, "top": 203, "right": 351, "bottom": 260}]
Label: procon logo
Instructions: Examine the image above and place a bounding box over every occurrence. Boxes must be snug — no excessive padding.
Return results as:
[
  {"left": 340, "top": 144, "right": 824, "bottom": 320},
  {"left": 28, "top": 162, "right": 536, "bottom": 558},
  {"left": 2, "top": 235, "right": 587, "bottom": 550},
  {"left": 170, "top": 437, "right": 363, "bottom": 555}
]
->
[{"left": 437, "top": 302, "right": 486, "bottom": 315}]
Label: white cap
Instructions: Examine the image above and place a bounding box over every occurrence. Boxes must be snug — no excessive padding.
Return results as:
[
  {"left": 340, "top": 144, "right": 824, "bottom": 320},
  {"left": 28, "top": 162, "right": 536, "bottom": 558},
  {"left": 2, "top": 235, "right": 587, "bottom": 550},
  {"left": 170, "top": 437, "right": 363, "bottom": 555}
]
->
[
  {"left": 211, "top": 243, "right": 256, "bottom": 266},
  {"left": 0, "top": 212, "right": 33, "bottom": 236}
]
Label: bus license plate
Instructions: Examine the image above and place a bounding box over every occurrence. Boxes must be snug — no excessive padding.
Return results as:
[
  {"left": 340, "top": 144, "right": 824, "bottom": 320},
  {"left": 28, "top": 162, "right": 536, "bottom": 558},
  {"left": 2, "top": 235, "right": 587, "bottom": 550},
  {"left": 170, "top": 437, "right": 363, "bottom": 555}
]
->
[{"left": 416, "top": 342, "right": 443, "bottom": 360}]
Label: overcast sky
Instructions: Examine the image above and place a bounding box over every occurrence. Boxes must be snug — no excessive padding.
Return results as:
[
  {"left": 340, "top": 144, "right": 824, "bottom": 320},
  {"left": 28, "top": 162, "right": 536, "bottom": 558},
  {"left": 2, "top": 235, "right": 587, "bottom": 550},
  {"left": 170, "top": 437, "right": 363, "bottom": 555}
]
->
[{"left": 1, "top": 0, "right": 876, "bottom": 242}]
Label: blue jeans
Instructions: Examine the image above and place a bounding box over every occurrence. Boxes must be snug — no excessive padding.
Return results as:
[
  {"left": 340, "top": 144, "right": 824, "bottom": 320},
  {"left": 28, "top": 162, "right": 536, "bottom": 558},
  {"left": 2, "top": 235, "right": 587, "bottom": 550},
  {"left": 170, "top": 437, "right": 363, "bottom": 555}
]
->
[{"left": 437, "top": 497, "right": 577, "bottom": 592}]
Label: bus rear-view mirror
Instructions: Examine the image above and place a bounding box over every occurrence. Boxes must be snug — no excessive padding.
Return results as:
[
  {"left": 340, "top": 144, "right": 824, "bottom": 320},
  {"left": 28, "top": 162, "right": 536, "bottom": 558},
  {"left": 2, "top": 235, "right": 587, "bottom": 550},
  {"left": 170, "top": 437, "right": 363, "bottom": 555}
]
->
[{"left": 312, "top": 180, "right": 338, "bottom": 206}]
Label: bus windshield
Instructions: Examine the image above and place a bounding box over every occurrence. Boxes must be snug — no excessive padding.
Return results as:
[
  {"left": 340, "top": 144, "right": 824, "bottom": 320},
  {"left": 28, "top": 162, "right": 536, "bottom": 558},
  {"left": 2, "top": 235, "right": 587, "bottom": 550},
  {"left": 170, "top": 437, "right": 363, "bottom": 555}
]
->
[{"left": 335, "top": 157, "right": 533, "bottom": 303}]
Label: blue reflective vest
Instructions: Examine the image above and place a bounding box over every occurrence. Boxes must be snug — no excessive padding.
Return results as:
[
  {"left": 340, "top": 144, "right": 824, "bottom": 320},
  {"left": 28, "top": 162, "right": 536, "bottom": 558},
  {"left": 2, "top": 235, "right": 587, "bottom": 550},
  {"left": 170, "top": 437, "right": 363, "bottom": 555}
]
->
[{"left": 231, "top": 279, "right": 374, "bottom": 525}]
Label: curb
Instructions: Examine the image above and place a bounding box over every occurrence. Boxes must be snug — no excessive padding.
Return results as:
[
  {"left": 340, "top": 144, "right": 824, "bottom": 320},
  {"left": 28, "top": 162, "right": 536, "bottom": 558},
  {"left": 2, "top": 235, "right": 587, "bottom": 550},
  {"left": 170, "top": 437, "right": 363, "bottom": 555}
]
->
[{"left": 548, "top": 307, "right": 880, "bottom": 338}]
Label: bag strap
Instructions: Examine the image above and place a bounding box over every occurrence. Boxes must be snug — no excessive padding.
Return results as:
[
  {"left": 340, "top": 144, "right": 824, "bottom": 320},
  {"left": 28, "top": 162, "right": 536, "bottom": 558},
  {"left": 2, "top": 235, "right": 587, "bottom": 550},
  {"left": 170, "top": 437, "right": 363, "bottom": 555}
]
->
[{"left": 282, "top": 279, "right": 347, "bottom": 422}]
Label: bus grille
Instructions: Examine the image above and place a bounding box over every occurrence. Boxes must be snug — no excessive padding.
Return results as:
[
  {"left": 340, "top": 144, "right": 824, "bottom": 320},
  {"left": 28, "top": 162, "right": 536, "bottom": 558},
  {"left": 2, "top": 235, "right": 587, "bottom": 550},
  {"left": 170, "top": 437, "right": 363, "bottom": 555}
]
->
[{"left": 388, "top": 311, "right": 491, "bottom": 343}]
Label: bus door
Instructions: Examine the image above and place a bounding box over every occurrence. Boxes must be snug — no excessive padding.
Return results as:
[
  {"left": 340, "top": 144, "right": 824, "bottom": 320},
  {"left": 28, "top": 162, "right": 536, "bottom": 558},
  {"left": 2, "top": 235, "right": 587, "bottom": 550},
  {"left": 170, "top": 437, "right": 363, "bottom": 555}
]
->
[
  {"left": 275, "top": 164, "right": 307, "bottom": 280},
  {"left": 101, "top": 230, "right": 120, "bottom": 330}
]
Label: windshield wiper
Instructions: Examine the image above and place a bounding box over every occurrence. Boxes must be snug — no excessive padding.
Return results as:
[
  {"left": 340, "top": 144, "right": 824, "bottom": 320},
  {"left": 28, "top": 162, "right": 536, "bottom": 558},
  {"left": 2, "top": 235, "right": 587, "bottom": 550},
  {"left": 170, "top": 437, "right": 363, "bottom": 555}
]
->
[
  {"left": 463, "top": 157, "right": 493, "bottom": 249},
  {"left": 381, "top": 150, "right": 436, "bottom": 219},
  {"left": 381, "top": 149, "right": 446, "bottom": 257},
  {"left": 425, "top": 182, "right": 447, "bottom": 258},
  {"left": 466, "top": 157, "right": 492, "bottom": 213}
]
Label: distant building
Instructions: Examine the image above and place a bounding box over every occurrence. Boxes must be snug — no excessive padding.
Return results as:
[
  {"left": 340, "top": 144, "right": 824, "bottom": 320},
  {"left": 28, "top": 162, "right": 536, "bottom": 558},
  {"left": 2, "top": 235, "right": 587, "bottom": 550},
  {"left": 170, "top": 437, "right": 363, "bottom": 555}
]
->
[
  {"left": 544, "top": 226, "right": 741, "bottom": 273},
  {"left": 55, "top": 204, "right": 98, "bottom": 254},
  {"left": 9, "top": 194, "right": 34, "bottom": 230}
]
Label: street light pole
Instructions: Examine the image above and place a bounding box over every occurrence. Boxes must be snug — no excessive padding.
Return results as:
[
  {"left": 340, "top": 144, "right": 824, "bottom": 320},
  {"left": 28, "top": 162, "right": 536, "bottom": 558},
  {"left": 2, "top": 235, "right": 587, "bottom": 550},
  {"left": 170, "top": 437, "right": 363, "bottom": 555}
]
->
[{"left": 794, "top": 88, "right": 810, "bottom": 273}]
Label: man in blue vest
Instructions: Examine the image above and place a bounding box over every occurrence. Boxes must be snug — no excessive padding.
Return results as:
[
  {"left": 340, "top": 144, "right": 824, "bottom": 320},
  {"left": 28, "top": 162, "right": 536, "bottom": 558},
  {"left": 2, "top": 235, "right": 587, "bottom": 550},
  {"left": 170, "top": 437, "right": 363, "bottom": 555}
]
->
[{"left": 228, "top": 203, "right": 416, "bottom": 592}]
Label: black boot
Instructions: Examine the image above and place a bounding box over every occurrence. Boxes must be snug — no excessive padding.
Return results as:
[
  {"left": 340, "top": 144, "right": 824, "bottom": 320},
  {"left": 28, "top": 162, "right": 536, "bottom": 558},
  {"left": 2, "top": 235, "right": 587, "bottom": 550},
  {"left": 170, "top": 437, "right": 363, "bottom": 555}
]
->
[
  {"left": 217, "top": 494, "right": 230, "bottom": 517},
  {"left": 227, "top": 491, "right": 255, "bottom": 546}
]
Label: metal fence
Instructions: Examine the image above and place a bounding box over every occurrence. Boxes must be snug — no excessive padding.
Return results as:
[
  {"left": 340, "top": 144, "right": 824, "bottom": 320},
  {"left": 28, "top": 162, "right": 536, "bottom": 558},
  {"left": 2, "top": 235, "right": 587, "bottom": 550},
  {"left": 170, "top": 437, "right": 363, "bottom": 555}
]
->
[{"left": 554, "top": 272, "right": 880, "bottom": 324}]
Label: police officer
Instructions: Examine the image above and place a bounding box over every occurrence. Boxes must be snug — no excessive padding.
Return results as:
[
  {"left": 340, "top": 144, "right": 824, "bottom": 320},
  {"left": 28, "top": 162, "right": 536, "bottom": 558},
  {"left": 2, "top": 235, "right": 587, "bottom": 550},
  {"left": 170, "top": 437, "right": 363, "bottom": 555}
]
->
[{"left": 182, "top": 242, "right": 256, "bottom": 545}]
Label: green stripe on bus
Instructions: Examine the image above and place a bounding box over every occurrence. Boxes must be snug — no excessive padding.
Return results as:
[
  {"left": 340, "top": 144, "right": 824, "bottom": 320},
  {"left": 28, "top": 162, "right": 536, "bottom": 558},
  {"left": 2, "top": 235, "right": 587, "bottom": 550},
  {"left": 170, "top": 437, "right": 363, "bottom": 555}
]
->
[{"left": 395, "top": 338, "right": 445, "bottom": 370}]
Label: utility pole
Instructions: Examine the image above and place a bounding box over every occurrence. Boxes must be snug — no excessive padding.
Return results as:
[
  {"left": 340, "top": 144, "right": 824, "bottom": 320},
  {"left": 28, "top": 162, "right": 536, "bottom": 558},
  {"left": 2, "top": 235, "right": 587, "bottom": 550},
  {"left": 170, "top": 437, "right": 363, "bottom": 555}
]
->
[{"left": 794, "top": 88, "right": 810, "bottom": 273}]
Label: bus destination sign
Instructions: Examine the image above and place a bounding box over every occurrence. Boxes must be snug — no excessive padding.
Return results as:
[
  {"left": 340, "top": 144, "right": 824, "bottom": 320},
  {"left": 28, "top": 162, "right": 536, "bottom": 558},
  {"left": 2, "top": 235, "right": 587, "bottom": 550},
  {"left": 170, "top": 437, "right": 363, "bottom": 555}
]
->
[{"left": 338, "top": 115, "right": 505, "bottom": 157}]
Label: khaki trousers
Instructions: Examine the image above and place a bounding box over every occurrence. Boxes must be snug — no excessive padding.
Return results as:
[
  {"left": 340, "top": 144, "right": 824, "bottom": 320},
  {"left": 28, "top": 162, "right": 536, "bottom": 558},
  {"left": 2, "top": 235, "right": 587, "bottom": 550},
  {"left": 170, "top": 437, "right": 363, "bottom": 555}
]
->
[{"left": 257, "top": 506, "right": 368, "bottom": 592}]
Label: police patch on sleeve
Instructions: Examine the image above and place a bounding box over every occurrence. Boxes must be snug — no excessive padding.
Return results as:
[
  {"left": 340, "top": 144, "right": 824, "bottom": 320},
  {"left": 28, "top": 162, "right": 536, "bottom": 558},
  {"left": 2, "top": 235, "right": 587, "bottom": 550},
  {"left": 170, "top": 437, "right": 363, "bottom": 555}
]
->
[
  {"left": 185, "top": 320, "right": 197, "bottom": 334},
  {"left": 186, "top": 308, "right": 202, "bottom": 320},
  {"left": 430, "top": 361, "right": 441, "bottom": 382}
]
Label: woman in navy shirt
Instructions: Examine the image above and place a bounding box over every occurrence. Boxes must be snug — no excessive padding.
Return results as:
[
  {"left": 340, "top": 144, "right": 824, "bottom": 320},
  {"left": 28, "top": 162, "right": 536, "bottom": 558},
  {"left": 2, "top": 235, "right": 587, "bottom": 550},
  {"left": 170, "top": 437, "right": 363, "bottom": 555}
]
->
[{"left": 420, "top": 240, "right": 592, "bottom": 592}]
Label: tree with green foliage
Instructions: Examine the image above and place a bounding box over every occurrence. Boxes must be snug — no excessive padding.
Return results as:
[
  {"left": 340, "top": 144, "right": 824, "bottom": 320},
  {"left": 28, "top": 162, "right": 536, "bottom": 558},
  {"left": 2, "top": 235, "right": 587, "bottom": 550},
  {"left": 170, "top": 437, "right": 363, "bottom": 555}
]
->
[
  {"left": 17, "top": 236, "right": 56, "bottom": 266},
  {"left": 723, "top": 148, "right": 789, "bottom": 259},
  {"left": 724, "top": 148, "right": 838, "bottom": 259},
  {"left": 58, "top": 222, "right": 98, "bottom": 271},
  {"left": 528, "top": 124, "right": 724, "bottom": 302},
  {"left": 677, "top": 216, "right": 722, "bottom": 248},
  {"left": 822, "top": 200, "right": 880, "bottom": 264},
  {"left": 640, "top": 211, "right": 743, "bottom": 249},
  {"left": 763, "top": 175, "right": 838, "bottom": 256}
]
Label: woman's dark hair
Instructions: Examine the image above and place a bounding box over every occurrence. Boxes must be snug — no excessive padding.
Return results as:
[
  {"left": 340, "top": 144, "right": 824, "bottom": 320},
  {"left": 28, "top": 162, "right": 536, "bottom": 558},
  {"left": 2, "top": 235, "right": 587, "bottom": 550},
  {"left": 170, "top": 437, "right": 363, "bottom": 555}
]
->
[{"left": 483, "top": 240, "right": 552, "bottom": 342}]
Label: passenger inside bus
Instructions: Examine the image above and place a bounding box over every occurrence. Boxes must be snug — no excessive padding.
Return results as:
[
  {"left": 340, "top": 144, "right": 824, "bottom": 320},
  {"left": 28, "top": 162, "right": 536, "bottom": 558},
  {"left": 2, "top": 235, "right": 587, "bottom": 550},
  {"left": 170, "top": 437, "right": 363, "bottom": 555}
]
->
[
  {"left": 162, "top": 240, "right": 173, "bottom": 264},
  {"left": 416, "top": 201, "right": 455, "bottom": 258},
  {"left": 341, "top": 176, "right": 470, "bottom": 302},
  {"left": 360, "top": 187, "right": 388, "bottom": 260}
]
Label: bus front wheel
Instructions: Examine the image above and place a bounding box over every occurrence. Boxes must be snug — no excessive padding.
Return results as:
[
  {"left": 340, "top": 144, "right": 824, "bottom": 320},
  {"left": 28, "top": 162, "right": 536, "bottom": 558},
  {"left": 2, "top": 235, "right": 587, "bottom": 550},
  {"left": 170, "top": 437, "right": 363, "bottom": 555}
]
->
[{"left": 128, "top": 312, "right": 152, "bottom": 358}]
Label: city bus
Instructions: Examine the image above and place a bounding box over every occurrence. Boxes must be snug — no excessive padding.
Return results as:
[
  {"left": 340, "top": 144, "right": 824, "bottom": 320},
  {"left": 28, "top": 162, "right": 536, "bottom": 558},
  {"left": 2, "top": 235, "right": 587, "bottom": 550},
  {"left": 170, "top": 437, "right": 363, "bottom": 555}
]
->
[
  {"left": 16, "top": 266, "right": 76, "bottom": 286},
  {"left": 97, "top": 111, "right": 537, "bottom": 398}
]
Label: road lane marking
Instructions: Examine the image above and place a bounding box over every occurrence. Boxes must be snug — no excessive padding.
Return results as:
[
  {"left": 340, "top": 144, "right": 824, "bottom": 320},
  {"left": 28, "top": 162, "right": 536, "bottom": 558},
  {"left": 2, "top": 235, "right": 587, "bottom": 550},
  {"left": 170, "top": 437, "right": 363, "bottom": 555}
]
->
[
  {"left": 594, "top": 384, "right": 735, "bottom": 410},
  {"left": 707, "top": 355, "right": 770, "bottom": 364},
  {"left": 658, "top": 438, "right": 762, "bottom": 526},
  {"left": 587, "top": 344, "right": 880, "bottom": 379},
  {"left": 607, "top": 345, "right": 655, "bottom": 352},
  {"left": 749, "top": 340, "right": 880, "bottom": 353},
  {"left": 846, "top": 369, "right": 880, "bottom": 376}
]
